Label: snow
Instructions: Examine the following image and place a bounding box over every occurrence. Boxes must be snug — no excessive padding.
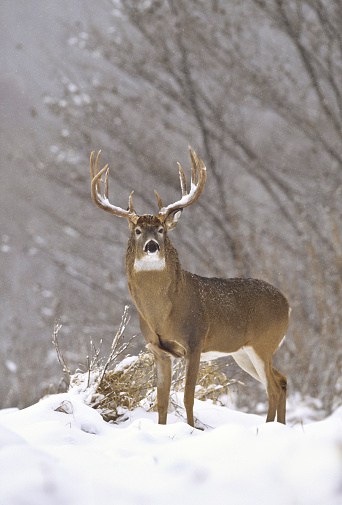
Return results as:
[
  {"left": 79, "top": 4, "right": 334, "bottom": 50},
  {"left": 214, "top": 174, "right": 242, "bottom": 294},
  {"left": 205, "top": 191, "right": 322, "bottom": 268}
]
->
[
  {"left": 0, "top": 393, "right": 341, "bottom": 505},
  {"left": 5, "top": 360, "right": 17, "bottom": 373}
]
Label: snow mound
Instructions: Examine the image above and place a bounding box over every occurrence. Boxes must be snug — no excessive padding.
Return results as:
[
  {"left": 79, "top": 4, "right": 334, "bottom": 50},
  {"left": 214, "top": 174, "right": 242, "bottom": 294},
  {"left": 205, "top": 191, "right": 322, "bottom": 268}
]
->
[{"left": 0, "top": 393, "right": 341, "bottom": 505}]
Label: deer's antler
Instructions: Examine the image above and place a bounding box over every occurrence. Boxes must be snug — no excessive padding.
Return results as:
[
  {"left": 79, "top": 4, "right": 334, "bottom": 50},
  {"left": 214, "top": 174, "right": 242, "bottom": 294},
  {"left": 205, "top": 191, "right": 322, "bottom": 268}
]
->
[
  {"left": 156, "top": 147, "right": 207, "bottom": 219},
  {"left": 90, "top": 151, "right": 138, "bottom": 223}
]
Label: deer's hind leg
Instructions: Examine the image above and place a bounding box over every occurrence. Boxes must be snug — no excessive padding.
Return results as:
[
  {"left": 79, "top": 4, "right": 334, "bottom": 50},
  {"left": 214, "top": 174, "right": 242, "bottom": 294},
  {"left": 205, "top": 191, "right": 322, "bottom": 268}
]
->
[
  {"left": 260, "top": 361, "right": 287, "bottom": 424},
  {"left": 243, "top": 347, "right": 282, "bottom": 423},
  {"left": 273, "top": 367, "right": 287, "bottom": 424},
  {"left": 233, "top": 347, "right": 286, "bottom": 424}
]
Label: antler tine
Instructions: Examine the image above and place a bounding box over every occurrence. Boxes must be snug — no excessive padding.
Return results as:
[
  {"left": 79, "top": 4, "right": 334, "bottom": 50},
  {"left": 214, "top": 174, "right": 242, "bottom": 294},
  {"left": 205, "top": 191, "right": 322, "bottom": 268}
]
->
[
  {"left": 189, "top": 147, "right": 203, "bottom": 185},
  {"left": 177, "top": 162, "right": 187, "bottom": 196},
  {"left": 94, "top": 150, "right": 104, "bottom": 191},
  {"left": 90, "top": 150, "right": 97, "bottom": 180},
  {"left": 157, "top": 147, "right": 207, "bottom": 218},
  {"left": 128, "top": 191, "right": 135, "bottom": 213},
  {"left": 154, "top": 190, "right": 164, "bottom": 211},
  {"left": 89, "top": 150, "right": 138, "bottom": 222},
  {"left": 104, "top": 163, "right": 109, "bottom": 200},
  {"left": 190, "top": 153, "right": 197, "bottom": 185}
]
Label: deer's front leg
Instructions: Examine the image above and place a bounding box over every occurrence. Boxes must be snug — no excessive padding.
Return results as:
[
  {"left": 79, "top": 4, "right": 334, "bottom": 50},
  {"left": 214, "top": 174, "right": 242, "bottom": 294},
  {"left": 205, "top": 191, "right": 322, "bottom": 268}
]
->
[
  {"left": 184, "top": 349, "right": 201, "bottom": 427},
  {"left": 147, "top": 343, "right": 172, "bottom": 425}
]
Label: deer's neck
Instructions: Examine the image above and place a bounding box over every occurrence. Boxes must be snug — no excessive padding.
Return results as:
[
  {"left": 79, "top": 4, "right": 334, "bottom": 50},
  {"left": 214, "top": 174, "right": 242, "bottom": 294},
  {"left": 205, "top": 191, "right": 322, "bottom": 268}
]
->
[{"left": 126, "top": 236, "right": 183, "bottom": 323}]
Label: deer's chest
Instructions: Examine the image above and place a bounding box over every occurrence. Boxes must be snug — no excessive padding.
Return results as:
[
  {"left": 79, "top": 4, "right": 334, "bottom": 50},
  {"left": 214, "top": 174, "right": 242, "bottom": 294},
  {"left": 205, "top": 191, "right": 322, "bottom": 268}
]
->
[{"left": 128, "top": 273, "right": 173, "bottom": 328}]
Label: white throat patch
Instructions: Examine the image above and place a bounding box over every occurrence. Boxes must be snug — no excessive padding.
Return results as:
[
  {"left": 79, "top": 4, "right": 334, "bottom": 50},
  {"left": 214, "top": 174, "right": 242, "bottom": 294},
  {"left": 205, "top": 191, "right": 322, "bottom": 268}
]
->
[{"left": 134, "top": 254, "right": 166, "bottom": 272}]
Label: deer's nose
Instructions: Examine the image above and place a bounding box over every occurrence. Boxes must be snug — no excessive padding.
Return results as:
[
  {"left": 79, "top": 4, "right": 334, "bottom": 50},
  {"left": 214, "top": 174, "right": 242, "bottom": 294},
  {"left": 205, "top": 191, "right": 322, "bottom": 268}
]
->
[{"left": 144, "top": 240, "right": 160, "bottom": 254}]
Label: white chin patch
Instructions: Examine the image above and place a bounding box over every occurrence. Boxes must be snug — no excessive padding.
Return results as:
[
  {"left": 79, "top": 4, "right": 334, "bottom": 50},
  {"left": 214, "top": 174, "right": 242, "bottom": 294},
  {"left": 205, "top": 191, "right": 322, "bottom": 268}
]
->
[{"left": 134, "top": 254, "right": 166, "bottom": 272}]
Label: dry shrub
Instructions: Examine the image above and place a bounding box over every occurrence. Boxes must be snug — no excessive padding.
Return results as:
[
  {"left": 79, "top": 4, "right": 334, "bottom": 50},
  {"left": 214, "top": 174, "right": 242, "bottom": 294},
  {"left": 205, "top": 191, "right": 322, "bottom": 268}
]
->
[
  {"left": 68, "top": 351, "right": 236, "bottom": 423},
  {"left": 87, "top": 352, "right": 156, "bottom": 422}
]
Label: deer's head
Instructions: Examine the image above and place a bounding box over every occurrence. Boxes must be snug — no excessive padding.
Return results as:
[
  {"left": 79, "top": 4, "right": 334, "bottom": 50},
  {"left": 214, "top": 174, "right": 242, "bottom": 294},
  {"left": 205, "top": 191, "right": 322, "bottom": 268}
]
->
[{"left": 90, "top": 147, "right": 206, "bottom": 272}]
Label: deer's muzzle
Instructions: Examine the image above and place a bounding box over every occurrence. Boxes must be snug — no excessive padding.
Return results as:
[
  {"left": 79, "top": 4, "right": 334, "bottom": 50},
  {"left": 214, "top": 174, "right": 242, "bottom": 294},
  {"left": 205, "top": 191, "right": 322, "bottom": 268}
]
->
[{"left": 144, "top": 240, "right": 160, "bottom": 255}]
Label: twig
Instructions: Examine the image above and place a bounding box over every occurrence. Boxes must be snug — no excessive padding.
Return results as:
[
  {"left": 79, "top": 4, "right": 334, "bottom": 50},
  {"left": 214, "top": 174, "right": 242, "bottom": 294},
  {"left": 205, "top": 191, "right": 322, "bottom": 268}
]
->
[
  {"left": 87, "top": 339, "right": 103, "bottom": 387},
  {"left": 52, "top": 321, "right": 71, "bottom": 387},
  {"left": 99, "top": 305, "right": 135, "bottom": 386}
]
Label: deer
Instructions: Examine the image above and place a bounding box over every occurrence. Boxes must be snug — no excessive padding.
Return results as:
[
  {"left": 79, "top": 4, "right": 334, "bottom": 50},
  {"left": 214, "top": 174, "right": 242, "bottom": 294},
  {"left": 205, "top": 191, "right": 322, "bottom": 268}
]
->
[{"left": 90, "top": 147, "right": 290, "bottom": 426}]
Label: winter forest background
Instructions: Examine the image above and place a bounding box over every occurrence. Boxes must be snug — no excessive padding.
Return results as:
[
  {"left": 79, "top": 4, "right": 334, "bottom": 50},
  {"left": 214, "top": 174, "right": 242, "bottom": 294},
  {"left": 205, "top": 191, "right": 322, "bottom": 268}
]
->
[{"left": 0, "top": 0, "right": 341, "bottom": 416}]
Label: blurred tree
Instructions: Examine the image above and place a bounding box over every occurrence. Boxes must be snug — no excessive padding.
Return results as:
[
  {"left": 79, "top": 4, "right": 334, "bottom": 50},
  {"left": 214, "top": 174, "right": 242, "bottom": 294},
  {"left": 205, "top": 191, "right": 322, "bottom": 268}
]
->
[{"left": 41, "top": 0, "right": 341, "bottom": 412}]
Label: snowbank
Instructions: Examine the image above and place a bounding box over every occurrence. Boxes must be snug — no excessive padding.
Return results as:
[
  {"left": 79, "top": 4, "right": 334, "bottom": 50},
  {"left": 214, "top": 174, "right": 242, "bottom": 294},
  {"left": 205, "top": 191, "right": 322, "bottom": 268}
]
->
[{"left": 0, "top": 393, "right": 341, "bottom": 505}]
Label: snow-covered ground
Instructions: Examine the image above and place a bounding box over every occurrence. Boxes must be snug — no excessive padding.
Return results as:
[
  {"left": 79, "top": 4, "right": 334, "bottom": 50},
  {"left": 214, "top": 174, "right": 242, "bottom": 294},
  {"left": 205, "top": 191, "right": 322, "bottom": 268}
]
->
[{"left": 0, "top": 392, "right": 341, "bottom": 505}]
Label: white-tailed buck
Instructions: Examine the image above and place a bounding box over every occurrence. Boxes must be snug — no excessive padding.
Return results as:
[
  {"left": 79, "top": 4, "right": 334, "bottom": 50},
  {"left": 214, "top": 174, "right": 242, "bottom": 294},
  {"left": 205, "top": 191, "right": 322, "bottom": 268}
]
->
[{"left": 90, "top": 148, "right": 290, "bottom": 426}]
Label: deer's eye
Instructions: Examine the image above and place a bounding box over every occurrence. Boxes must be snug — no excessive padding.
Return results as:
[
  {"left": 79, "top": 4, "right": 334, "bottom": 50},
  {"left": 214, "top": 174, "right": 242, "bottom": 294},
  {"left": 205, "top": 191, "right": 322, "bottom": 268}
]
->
[
  {"left": 135, "top": 228, "right": 142, "bottom": 236},
  {"left": 158, "top": 227, "right": 164, "bottom": 235}
]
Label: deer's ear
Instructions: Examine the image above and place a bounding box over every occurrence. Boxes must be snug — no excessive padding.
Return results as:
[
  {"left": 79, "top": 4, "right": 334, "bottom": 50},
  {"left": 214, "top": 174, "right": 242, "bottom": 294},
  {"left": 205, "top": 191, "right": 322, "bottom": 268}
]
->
[{"left": 165, "top": 210, "right": 182, "bottom": 230}]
